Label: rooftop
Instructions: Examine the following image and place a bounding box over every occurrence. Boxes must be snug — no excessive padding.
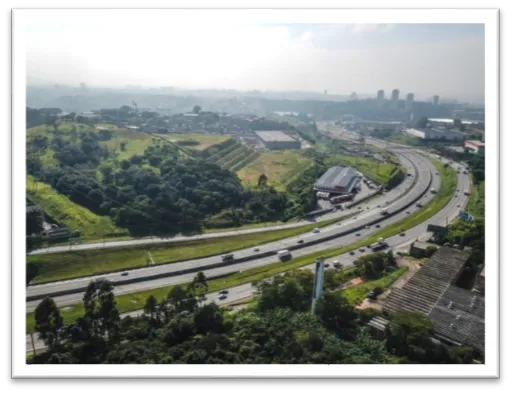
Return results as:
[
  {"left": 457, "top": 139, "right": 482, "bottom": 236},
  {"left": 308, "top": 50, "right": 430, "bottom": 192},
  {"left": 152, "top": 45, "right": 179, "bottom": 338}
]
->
[
  {"left": 465, "top": 140, "right": 485, "bottom": 147},
  {"left": 254, "top": 130, "right": 298, "bottom": 143},
  {"left": 314, "top": 166, "right": 358, "bottom": 191},
  {"left": 411, "top": 241, "right": 439, "bottom": 251},
  {"left": 383, "top": 247, "right": 470, "bottom": 315}
]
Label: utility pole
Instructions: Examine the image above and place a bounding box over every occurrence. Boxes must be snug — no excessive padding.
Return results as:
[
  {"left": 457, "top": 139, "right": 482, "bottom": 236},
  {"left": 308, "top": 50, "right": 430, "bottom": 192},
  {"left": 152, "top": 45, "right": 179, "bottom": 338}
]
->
[{"left": 311, "top": 258, "right": 325, "bottom": 314}]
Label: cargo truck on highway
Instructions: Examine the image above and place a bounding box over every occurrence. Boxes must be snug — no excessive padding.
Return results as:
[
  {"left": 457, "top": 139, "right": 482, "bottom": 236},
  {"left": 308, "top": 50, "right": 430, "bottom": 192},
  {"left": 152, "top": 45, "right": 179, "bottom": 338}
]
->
[
  {"left": 277, "top": 249, "right": 292, "bottom": 261},
  {"left": 222, "top": 253, "right": 234, "bottom": 262},
  {"left": 370, "top": 238, "right": 388, "bottom": 252}
]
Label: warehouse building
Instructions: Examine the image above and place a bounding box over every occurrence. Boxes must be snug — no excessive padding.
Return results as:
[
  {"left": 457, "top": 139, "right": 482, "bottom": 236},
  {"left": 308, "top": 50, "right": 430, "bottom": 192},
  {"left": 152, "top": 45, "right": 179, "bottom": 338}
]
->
[
  {"left": 465, "top": 140, "right": 485, "bottom": 155},
  {"left": 404, "top": 127, "right": 466, "bottom": 141},
  {"left": 383, "top": 247, "right": 485, "bottom": 356},
  {"left": 314, "top": 166, "right": 360, "bottom": 195},
  {"left": 254, "top": 130, "right": 301, "bottom": 150}
]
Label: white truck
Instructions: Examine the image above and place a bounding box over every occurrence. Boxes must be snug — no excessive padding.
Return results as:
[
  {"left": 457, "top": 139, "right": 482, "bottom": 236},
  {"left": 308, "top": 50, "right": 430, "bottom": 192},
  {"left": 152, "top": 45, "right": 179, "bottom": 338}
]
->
[
  {"left": 430, "top": 188, "right": 437, "bottom": 194},
  {"left": 277, "top": 249, "right": 292, "bottom": 261}
]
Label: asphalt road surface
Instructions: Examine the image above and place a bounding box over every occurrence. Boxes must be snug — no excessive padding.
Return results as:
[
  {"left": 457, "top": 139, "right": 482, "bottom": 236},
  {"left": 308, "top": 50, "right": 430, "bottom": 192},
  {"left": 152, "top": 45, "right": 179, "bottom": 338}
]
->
[
  {"left": 27, "top": 148, "right": 410, "bottom": 256},
  {"left": 26, "top": 149, "right": 438, "bottom": 305}
]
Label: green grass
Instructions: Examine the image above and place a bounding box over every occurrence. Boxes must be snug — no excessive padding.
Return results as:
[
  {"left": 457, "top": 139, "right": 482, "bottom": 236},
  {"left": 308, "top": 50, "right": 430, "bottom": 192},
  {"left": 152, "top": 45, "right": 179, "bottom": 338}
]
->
[
  {"left": 237, "top": 151, "right": 313, "bottom": 191},
  {"left": 27, "top": 216, "right": 346, "bottom": 284},
  {"left": 26, "top": 175, "right": 127, "bottom": 241},
  {"left": 162, "top": 133, "right": 230, "bottom": 151},
  {"left": 386, "top": 134, "right": 424, "bottom": 147},
  {"left": 326, "top": 154, "right": 400, "bottom": 184},
  {"left": 340, "top": 267, "right": 408, "bottom": 305},
  {"left": 26, "top": 157, "right": 457, "bottom": 331},
  {"left": 466, "top": 181, "right": 484, "bottom": 219}
]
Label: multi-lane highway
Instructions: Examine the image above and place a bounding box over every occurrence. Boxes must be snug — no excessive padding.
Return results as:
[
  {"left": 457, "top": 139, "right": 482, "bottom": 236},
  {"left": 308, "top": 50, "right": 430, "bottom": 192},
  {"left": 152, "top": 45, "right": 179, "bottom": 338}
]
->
[
  {"left": 26, "top": 156, "right": 471, "bottom": 354},
  {"left": 26, "top": 149, "right": 442, "bottom": 306}
]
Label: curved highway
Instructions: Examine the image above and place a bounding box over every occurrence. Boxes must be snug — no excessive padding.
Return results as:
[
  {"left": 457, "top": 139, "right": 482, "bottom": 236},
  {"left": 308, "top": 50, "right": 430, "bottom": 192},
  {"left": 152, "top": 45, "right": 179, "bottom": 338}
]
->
[
  {"left": 26, "top": 149, "right": 439, "bottom": 304},
  {"left": 25, "top": 147, "right": 472, "bottom": 355},
  {"left": 28, "top": 148, "right": 416, "bottom": 256}
]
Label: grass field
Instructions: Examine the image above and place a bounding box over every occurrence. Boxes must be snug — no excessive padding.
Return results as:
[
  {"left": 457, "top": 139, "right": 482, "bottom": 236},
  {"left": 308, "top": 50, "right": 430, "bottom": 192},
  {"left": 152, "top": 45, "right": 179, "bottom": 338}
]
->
[
  {"left": 163, "top": 133, "right": 230, "bottom": 151},
  {"left": 26, "top": 175, "right": 127, "bottom": 241},
  {"left": 26, "top": 158, "right": 457, "bottom": 331},
  {"left": 386, "top": 134, "right": 424, "bottom": 147},
  {"left": 27, "top": 216, "right": 345, "bottom": 284},
  {"left": 326, "top": 154, "right": 400, "bottom": 184},
  {"left": 237, "top": 151, "right": 313, "bottom": 190},
  {"left": 340, "top": 267, "right": 408, "bottom": 305},
  {"left": 466, "top": 181, "right": 485, "bottom": 219}
]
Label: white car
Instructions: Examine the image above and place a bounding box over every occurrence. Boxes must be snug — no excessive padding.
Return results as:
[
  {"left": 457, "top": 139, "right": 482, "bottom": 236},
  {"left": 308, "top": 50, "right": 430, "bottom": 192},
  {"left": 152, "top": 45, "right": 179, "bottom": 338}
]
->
[{"left": 312, "top": 228, "right": 320, "bottom": 233}]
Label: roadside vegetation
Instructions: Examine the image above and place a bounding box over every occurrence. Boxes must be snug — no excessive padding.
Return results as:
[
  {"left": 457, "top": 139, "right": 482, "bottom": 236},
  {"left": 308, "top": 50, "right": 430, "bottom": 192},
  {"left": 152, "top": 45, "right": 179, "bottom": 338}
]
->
[
  {"left": 26, "top": 215, "right": 348, "bottom": 284},
  {"left": 28, "top": 270, "right": 474, "bottom": 365}
]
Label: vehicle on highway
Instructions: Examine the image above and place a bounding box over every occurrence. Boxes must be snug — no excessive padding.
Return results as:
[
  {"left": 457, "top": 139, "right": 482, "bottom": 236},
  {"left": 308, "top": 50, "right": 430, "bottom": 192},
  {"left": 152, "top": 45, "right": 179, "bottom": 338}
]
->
[
  {"left": 370, "top": 238, "right": 388, "bottom": 252},
  {"left": 121, "top": 272, "right": 129, "bottom": 276},
  {"left": 355, "top": 232, "right": 361, "bottom": 236},
  {"left": 430, "top": 188, "right": 437, "bottom": 194},
  {"left": 375, "top": 224, "right": 381, "bottom": 228},
  {"left": 365, "top": 225, "right": 370, "bottom": 229},
  {"left": 406, "top": 211, "right": 410, "bottom": 214},
  {"left": 297, "top": 239, "right": 304, "bottom": 244},
  {"left": 277, "top": 249, "right": 292, "bottom": 261},
  {"left": 380, "top": 210, "right": 389, "bottom": 216},
  {"left": 349, "top": 251, "right": 355, "bottom": 256},
  {"left": 457, "top": 204, "right": 461, "bottom": 208},
  {"left": 416, "top": 202, "right": 422, "bottom": 208},
  {"left": 312, "top": 228, "right": 320, "bottom": 233},
  {"left": 218, "top": 294, "right": 228, "bottom": 300},
  {"left": 359, "top": 248, "right": 366, "bottom": 252},
  {"left": 324, "top": 263, "right": 330, "bottom": 268},
  {"left": 222, "top": 253, "right": 234, "bottom": 262},
  {"left": 399, "top": 231, "right": 406, "bottom": 236},
  {"left": 219, "top": 290, "right": 229, "bottom": 295},
  {"left": 253, "top": 248, "right": 260, "bottom": 252},
  {"left": 464, "top": 190, "right": 470, "bottom": 196},
  {"left": 367, "top": 287, "right": 384, "bottom": 300},
  {"left": 333, "top": 261, "right": 342, "bottom": 269},
  {"left": 377, "top": 205, "right": 381, "bottom": 208},
  {"left": 358, "top": 206, "right": 362, "bottom": 210},
  {"left": 407, "top": 173, "right": 412, "bottom": 177}
]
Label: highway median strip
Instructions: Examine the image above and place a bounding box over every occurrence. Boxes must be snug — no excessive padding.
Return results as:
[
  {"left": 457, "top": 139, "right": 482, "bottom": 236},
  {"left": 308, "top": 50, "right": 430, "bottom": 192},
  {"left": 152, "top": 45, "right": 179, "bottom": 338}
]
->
[{"left": 26, "top": 159, "right": 456, "bottom": 333}]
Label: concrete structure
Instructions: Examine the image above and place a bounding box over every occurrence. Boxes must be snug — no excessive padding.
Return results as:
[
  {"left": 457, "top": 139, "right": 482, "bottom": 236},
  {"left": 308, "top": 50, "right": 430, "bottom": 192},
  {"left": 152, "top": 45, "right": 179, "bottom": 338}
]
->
[
  {"left": 254, "top": 130, "right": 301, "bottom": 150},
  {"left": 409, "top": 241, "right": 439, "bottom": 259},
  {"left": 405, "top": 93, "right": 414, "bottom": 112},
  {"left": 465, "top": 140, "right": 485, "bottom": 155},
  {"left": 404, "top": 127, "right": 466, "bottom": 141},
  {"left": 384, "top": 247, "right": 485, "bottom": 355},
  {"left": 433, "top": 95, "right": 440, "bottom": 105},
  {"left": 377, "top": 89, "right": 385, "bottom": 102},
  {"left": 391, "top": 89, "right": 400, "bottom": 102},
  {"left": 314, "top": 166, "right": 359, "bottom": 195},
  {"left": 474, "top": 266, "right": 485, "bottom": 294}
]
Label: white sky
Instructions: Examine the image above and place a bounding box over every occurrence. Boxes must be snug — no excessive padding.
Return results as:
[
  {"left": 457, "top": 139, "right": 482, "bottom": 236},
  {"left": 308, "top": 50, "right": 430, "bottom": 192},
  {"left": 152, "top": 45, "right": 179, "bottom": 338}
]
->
[{"left": 25, "top": 15, "right": 485, "bottom": 100}]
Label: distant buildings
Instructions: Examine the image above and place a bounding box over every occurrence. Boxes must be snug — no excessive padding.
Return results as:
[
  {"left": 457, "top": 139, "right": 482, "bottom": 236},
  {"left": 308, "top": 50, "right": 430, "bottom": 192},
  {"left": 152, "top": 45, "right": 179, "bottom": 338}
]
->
[
  {"left": 464, "top": 140, "right": 485, "bottom": 155},
  {"left": 254, "top": 130, "right": 301, "bottom": 150},
  {"left": 433, "top": 95, "right": 440, "bottom": 106},
  {"left": 391, "top": 89, "right": 400, "bottom": 104},
  {"left": 405, "top": 93, "right": 414, "bottom": 112},
  {"left": 314, "top": 166, "right": 359, "bottom": 195},
  {"left": 404, "top": 127, "right": 466, "bottom": 141},
  {"left": 376, "top": 90, "right": 385, "bottom": 101}
]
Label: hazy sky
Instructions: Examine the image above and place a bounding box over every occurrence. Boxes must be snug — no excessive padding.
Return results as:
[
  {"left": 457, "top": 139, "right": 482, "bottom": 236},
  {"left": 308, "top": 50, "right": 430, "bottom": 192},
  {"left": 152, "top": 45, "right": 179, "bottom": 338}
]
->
[{"left": 26, "top": 20, "right": 484, "bottom": 100}]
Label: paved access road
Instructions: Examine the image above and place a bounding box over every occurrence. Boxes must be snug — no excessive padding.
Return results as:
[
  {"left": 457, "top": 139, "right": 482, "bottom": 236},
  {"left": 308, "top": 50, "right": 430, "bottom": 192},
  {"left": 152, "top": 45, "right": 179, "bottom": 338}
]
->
[
  {"left": 26, "top": 150, "right": 435, "bottom": 305},
  {"left": 26, "top": 159, "right": 470, "bottom": 354}
]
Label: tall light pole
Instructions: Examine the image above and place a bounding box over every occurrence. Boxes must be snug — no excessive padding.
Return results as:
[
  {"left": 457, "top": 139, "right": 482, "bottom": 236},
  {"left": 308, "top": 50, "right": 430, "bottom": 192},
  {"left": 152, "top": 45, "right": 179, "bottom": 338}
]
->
[{"left": 311, "top": 258, "right": 325, "bottom": 314}]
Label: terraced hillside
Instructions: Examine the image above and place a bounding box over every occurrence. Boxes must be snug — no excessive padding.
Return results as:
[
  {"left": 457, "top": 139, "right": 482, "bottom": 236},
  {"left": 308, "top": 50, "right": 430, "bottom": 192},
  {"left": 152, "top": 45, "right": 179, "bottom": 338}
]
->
[
  {"left": 237, "top": 151, "right": 314, "bottom": 191},
  {"left": 202, "top": 140, "right": 260, "bottom": 172}
]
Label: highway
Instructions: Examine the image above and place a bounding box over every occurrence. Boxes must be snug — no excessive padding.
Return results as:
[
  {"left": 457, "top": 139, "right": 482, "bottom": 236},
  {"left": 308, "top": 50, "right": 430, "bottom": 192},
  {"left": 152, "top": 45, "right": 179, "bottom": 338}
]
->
[
  {"left": 26, "top": 149, "right": 438, "bottom": 304},
  {"left": 27, "top": 145, "right": 412, "bottom": 256},
  {"left": 26, "top": 159, "right": 470, "bottom": 354}
]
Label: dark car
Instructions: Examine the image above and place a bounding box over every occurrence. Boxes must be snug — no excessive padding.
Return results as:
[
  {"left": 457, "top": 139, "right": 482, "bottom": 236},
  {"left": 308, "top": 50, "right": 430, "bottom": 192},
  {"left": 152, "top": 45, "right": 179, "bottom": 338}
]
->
[
  {"left": 349, "top": 251, "right": 355, "bottom": 256},
  {"left": 219, "top": 290, "right": 229, "bottom": 295},
  {"left": 121, "top": 272, "right": 129, "bottom": 277},
  {"left": 297, "top": 239, "right": 304, "bottom": 244},
  {"left": 400, "top": 231, "right": 406, "bottom": 236},
  {"left": 324, "top": 263, "right": 330, "bottom": 268},
  {"left": 375, "top": 224, "right": 381, "bottom": 228},
  {"left": 218, "top": 294, "right": 228, "bottom": 301},
  {"left": 359, "top": 248, "right": 366, "bottom": 252}
]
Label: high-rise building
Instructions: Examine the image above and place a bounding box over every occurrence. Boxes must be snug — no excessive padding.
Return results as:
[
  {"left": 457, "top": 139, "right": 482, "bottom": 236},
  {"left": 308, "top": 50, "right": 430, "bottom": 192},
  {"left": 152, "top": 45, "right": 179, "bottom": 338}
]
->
[
  {"left": 349, "top": 92, "right": 358, "bottom": 101},
  {"left": 391, "top": 89, "right": 400, "bottom": 102},
  {"left": 377, "top": 90, "right": 385, "bottom": 101},
  {"left": 433, "top": 95, "right": 440, "bottom": 105},
  {"left": 405, "top": 93, "right": 414, "bottom": 111}
]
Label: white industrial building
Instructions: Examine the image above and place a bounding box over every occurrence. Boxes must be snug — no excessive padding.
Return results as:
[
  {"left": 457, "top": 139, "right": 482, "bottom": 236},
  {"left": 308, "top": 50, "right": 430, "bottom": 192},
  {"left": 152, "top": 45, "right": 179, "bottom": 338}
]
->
[
  {"left": 254, "top": 130, "right": 301, "bottom": 150},
  {"left": 404, "top": 127, "right": 466, "bottom": 141},
  {"left": 465, "top": 140, "right": 485, "bottom": 155}
]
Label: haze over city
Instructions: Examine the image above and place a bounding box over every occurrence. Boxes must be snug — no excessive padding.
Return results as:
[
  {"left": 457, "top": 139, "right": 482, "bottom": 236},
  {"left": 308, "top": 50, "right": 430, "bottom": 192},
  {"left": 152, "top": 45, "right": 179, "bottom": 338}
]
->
[{"left": 27, "top": 20, "right": 485, "bottom": 103}]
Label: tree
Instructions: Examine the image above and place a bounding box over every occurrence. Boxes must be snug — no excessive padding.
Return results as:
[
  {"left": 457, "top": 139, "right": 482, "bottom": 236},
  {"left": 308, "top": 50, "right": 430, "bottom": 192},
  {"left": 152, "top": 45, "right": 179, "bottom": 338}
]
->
[
  {"left": 192, "top": 105, "right": 202, "bottom": 114},
  {"left": 34, "top": 297, "right": 63, "bottom": 352},
  {"left": 257, "top": 173, "right": 268, "bottom": 188},
  {"left": 82, "top": 280, "right": 120, "bottom": 343},
  {"left": 189, "top": 272, "right": 208, "bottom": 305},
  {"left": 144, "top": 295, "right": 158, "bottom": 322},
  {"left": 314, "top": 292, "right": 357, "bottom": 339},
  {"left": 120, "top": 142, "right": 127, "bottom": 152}
]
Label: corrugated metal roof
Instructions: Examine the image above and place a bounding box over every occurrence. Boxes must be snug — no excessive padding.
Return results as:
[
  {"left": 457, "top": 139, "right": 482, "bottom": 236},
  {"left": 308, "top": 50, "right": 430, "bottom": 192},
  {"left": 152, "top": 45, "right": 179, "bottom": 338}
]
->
[
  {"left": 314, "top": 166, "right": 358, "bottom": 191},
  {"left": 254, "top": 130, "right": 298, "bottom": 143}
]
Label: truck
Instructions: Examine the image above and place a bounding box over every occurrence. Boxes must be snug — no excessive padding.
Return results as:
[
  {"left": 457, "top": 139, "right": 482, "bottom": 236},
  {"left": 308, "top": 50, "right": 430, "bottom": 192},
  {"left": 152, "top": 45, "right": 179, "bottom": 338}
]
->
[
  {"left": 370, "top": 238, "right": 388, "bottom": 252},
  {"left": 221, "top": 253, "right": 234, "bottom": 262},
  {"left": 463, "top": 190, "right": 470, "bottom": 196},
  {"left": 277, "top": 249, "right": 292, "bottom": 261},
  {"left": 330, "top": 194, "right": 354, "bottom": 204}
]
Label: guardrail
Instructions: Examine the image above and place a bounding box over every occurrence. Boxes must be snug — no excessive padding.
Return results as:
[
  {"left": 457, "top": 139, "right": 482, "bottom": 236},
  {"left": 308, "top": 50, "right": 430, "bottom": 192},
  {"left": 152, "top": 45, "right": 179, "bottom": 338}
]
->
[{"left": 27, "top": 154, "right": 433, "bottom": 302}]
